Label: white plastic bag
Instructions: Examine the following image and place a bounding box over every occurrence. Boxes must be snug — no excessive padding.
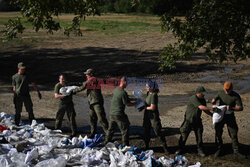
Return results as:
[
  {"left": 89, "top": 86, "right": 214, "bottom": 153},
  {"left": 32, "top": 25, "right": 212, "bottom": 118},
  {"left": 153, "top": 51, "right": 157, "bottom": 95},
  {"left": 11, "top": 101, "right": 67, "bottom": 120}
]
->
[
  {"left": 188, "top": 162, "right": 201, "bottom": 167},
  {"left": 0, "top": 155, "right": 11, "bottom": 167},
  {"left": 36, "top": 145, "right": 53, "bottom": 155},
  {"left": 25, "top": 148, "right": 39, "bottom": 164},
  {"left": 59, "top": 86, "right": 79, "bottom": 96},
  {"left": 157, "top": 156, "right": 172, "bottom": 167},
  {"left": 35, "top": 156, "right": 66, "bottom": 167},
  {"left": 212, "top": 105, "right": 226, "bottom": 124},
  {"left": 2, "top": 130, "right": 12, "bottom": 136}
]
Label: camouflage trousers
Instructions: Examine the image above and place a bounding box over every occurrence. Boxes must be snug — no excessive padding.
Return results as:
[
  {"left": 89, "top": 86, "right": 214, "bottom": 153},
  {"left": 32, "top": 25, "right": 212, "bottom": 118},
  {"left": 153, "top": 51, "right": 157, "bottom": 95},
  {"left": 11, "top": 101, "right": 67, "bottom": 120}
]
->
[
  {"left": 14, "top": 94, "right": 34, "bottom": 126},
  {"left": 55, "top": 102, "right": 77, "bottom": 135},
  {"left": 89, "top": 102, "right": 109, "bottom": 135},
  {"left": 143, "top": 110, "right": 167, "bottom": 149},
  {"left": 214, "top": 113, "right": 239, "bottom": 153},
  {"left": 105, "top": 114, "right": 130, "bottom": 146},
  {"left": 179, "top": 118, "right": 204, "bottom": 149}
]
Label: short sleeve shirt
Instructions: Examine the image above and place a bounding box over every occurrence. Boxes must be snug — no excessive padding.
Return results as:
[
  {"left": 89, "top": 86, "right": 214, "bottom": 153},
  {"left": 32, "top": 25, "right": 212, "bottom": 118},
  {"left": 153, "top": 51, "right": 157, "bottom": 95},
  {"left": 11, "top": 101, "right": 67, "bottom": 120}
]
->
[
  {"left": 145, "top": 92, "right": 158, "bottom": 112},
  {"left": 12, "top": 73, "right": 31, "bottom": 96},
  {"left": 214, "top": 90, "right": 242, "bottom": 107},
  {"left": 185, "top": 95, "right": 206, "bottom": 122},
  {"left": 110, "top": 88, "right": 130, "bottom": 116},
  {"left": 73, "top": 79, "right": 104, "bottom": 105},
  {"left": 54, "top": 82, "right": 73, "bottom": 104}
]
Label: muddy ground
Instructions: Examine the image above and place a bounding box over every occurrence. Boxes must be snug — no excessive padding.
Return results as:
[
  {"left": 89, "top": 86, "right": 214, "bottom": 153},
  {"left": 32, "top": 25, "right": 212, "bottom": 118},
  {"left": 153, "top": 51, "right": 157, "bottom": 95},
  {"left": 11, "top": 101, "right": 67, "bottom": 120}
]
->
[{"left": 0, "top": 13, "right": 250, "bottom": 166}]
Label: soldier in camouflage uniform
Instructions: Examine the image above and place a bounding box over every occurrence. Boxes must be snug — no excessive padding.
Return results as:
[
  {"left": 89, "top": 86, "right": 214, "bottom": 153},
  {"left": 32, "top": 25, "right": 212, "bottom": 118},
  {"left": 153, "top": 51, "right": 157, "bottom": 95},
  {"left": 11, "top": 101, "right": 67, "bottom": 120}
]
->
[
  {"left": 175, "top": 86, "right": 213, "bottom": 157},
  {"left": 104, "top": 77, "right": 135, "bottom": 146},
  {"left": 143, "top": 80, "right": 169, "bottom": 154},
  {"left": 73, "top": 69, "right": 108, "bottom": 138},
  {"left": 212, "top": 81, "right": 244, "bottom": 158},
  {"left": 12, "top": 62, "right": 42, "bottom": 126},
  {"left": 54, "top": 74, "right": 77, "bottom": 137}
]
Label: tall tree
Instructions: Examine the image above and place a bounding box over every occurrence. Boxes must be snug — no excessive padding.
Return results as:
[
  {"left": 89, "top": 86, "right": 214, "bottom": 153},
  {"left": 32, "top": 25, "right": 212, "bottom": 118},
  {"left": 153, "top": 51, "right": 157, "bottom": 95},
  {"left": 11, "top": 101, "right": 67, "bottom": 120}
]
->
[{"left": 159, "top": 0, "right": 250, "bottom": 69}]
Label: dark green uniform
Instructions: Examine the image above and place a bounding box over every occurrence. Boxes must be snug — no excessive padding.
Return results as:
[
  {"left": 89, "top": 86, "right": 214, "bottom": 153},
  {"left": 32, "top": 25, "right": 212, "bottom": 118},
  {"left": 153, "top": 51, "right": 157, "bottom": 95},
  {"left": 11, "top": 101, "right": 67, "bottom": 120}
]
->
[
  {"left": 143, "top": 92, "right": 168, "bottom": 150},
  {"left": 54, "top": 83, "right": 77, "bottom": 135},
  {"left": 213, "top": 90, "right": 242, "bottom": 153},
  {"left": 12, "top": 73, "right": 34, "bottom": 125},
  {"left": 104, "top": 88, "right": 131, "bottom": 146},
  {"left": 178, "top": 95, "right": 206, "bottom": 149},
  {"left": 73, "top": 79, "right": 108, "bottom": 135}
]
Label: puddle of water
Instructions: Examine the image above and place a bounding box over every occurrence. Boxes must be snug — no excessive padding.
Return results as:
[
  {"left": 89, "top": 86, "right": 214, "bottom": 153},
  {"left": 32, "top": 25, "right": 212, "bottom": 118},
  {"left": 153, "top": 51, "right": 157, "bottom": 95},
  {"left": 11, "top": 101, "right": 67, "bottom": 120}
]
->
[
  {"left": 224, "top": 67, "right": 232, "bottom": 72},
  {"left": 235, "top": 76, "right": 250, "bottom": 94},
  {"left": 195, "top": 72, "right": 225, "bottom": 82}
]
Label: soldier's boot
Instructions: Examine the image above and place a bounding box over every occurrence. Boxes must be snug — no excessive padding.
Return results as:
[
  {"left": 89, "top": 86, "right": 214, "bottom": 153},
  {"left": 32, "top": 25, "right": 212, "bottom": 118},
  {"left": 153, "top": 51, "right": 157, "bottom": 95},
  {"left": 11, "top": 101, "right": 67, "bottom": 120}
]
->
[
  {"left": 163, "top": 144, "right": 170, "bottom": 155},
  {"left": 175, "top": 149, "right": 183, "bottom": 155},
  {"left": 214, "top": 149, "right": 222, "bottom": 158},
  {"left": 89, "top": 124, "right": 97, "bottom": 139},
  {"left": 144, "top": 142, "right": 149, "bottom": 150},
  {"left": 88, "top": 133, "right": 95, "bottom": 139},
  {"left": 70, "top": 128, "right": 78, "bottom": 138},
  {"left": 15, "top": 114, "right": 21, "bottom": 126},
  {"left": 197, "top": 148, "right": 206, "bottom": 157},
  {"left": 70, "top": 133, "right": 78, "bottom": 138},
  {"left": 142, "top": 137, "right": 149, "bottom": 150},
  {"left": 233, "top": 150, "right": 246, "bottom": 159},
  {"left": 28, "top": 112, "right": 35, "bottom": 122}
]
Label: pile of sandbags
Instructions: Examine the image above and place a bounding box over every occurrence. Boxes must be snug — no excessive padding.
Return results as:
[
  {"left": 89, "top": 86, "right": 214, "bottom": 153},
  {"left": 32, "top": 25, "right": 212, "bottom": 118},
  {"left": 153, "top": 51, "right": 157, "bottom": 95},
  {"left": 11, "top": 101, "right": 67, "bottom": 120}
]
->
[{"left": 0, "top": 112, "right": 201, "bottom": 167}]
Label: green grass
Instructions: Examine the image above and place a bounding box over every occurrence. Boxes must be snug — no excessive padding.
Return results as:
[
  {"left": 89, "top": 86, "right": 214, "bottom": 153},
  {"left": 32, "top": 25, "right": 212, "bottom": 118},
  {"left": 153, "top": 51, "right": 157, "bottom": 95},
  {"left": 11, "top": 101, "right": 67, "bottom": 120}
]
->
[
  {"left": 81, "top": 20, "right": 160, "bottom": 35},
  {"left": 0, "top": 17, "right": 34, "bottom": 28},
  {"left": 58, "top": 18, "right": 160, "bottom": 36},
  {"left": 0, "top": 13, "right": 161, "bottom": 36},
  {"left": 0, "top": 13, "right": 162, "bottom": 46}
]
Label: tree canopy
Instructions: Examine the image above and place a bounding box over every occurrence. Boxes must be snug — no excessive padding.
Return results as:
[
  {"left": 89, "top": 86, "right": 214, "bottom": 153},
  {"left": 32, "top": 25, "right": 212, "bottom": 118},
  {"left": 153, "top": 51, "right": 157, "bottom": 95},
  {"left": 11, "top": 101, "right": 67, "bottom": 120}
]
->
[
  {"left": 2, "top": 0, "right": 249, "bottom": 69},
  {"left": 159, "top": 0, "right": 250, "bottom": 69},
  {"left": 2, "top": 0, "right": 102, "bottom": 38}
]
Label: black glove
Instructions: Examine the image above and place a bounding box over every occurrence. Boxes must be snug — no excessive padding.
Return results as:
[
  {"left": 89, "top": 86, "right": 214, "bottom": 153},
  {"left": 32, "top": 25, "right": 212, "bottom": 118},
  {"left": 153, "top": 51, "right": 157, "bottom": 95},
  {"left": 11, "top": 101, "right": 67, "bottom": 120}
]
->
[
  {"left": 69, "top": 91, "right": 76, "bottom": 96},
  {"left": 38, "top": 92, "right": 42, "bottom": 99},
  {"left": 138, "top": 105, "right": 146, "bottom": 112}
]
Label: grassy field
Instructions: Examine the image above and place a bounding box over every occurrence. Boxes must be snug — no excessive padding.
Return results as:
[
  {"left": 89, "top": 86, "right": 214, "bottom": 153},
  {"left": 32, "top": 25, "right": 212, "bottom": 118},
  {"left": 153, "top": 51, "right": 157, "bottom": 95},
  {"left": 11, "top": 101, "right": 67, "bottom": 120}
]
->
[{"left": 0, "top": 12, "right": 161, "bottom": 44}]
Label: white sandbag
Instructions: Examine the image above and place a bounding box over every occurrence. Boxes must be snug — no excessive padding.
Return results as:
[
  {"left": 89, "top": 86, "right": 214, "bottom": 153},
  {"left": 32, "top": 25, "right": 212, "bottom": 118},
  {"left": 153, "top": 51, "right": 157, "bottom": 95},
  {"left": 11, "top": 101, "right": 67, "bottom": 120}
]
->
[
  {"left": 23, "top": 131, "right": 32, "bottom": 138},
  {"left": 10, "top": 152, "right": 27, "bottom": 166},
  {"left": 212, "top": 105, "right": 226, "bottom": 124},
  {"left": 109, "top": 150, "right": 125, "bottom": 167},
  {"left": 36, "top": 145, "right": 53, "bottom": 155},
  {"left": 0, "top": 155, "right": 11, "bottom": 167},
  {"left": 157, "top": 156, "right": 172, "bottom": 167},
  {"left": 31, "top": 120, "right": 38, "bottom": 127},
  {"left": 96, "top": 150, "right": 110, "bottom": 161},
  {"left": 188, "top": 162, "right": 201, "bottom": 167},
  {"left": 25, "top": 148, "right": 39, "bottom": 164},
  {"left": 6, "top": 134, "right": 20, "bottom": 142},
  {"left": 59, "top": 86, "right": 79, "bottom": 96},
  {"left": 35, "top": 156, "right": 66, "bottom": 167},
  {"left": 1, "top": 144, "right": 13, "bottom": 150},
  {"left": 2, "top": 130, "right": 12, "bottom": 136}
]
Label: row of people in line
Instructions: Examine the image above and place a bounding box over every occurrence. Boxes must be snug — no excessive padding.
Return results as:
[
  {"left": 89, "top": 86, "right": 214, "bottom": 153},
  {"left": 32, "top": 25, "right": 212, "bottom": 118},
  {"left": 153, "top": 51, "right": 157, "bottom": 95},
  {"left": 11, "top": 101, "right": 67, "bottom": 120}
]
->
[{"left": 12, "top": 62, "right": 244, "bottom": 157}]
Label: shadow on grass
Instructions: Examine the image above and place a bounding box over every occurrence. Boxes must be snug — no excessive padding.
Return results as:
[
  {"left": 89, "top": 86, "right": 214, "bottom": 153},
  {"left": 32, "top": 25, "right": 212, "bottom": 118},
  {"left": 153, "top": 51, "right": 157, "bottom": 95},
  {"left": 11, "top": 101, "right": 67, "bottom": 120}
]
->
[{"left": 0, "top": 46, "right": 220, "bottom": 90}]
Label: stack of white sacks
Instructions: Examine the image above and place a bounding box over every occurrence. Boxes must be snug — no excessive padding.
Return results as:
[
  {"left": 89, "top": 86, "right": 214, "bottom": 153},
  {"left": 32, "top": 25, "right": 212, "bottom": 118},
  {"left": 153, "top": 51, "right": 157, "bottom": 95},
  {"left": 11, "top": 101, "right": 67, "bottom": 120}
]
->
[{"left": 0, "top": 112, "right": 201, "bottom": 167}]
